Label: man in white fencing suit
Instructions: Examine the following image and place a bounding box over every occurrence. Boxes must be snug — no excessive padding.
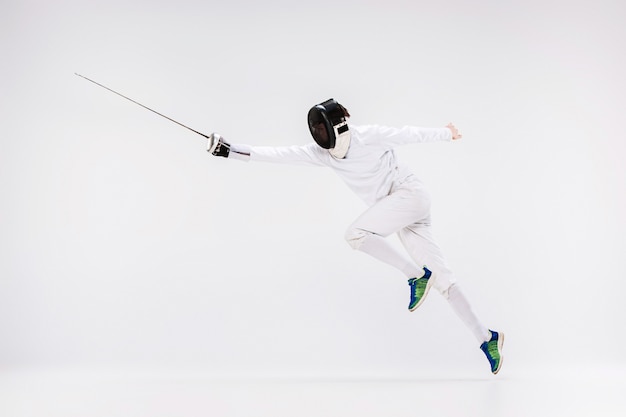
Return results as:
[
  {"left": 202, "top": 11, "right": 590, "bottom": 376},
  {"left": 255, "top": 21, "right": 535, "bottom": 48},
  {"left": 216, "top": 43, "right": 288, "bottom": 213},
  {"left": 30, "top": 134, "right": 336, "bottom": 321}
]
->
[{"left": 208, "top": 98, "right": 504, "bottom": 374}]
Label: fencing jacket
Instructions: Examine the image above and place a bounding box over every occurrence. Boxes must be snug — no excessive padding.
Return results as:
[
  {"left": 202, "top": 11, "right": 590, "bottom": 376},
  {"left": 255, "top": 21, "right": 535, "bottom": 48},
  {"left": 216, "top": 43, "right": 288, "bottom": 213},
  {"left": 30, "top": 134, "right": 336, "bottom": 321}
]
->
[{"left": 231, "top": 125, "right": 452, "bottom": 206}]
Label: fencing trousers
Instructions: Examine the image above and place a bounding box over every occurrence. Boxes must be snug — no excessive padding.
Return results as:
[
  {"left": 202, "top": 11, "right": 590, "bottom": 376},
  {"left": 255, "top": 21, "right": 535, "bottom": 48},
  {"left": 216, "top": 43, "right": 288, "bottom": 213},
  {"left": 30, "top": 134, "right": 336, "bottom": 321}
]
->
[{"left": 345, "top": 177, "right": 491, "bottom": 343}]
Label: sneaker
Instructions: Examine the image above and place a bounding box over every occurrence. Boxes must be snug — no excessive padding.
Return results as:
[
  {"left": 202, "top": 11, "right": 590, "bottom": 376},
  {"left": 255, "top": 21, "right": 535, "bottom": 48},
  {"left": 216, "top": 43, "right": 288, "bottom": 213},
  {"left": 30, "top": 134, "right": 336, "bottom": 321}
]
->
[
  {"left": 480, "top": 330, "right": 504, "bottom": 374},
  {"left": 407, "top": 267, "right": 433, "bottom": 311}
]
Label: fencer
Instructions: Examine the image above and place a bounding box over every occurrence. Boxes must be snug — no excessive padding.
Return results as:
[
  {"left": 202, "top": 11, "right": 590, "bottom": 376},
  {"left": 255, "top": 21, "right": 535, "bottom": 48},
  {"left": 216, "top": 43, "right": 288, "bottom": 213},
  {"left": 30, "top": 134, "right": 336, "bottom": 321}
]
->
[{"left": 208, "top": 99, "right": 504, "bottom": 374}]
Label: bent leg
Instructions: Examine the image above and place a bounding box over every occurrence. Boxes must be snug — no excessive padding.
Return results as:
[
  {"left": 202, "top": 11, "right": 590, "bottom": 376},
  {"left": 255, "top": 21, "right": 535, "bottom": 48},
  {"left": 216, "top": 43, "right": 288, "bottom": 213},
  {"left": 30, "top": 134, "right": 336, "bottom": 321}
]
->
[
  {"left": 346, "top": 228, "right": 423, "bottom": 278},
  {"left": 345, "top": 186, "right": 430, "bottom": 279}
]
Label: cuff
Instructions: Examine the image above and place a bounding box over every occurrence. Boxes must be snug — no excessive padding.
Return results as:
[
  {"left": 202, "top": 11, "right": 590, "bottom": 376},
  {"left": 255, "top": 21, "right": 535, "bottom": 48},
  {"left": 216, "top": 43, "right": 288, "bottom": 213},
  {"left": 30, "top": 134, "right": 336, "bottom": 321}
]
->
[{"left": 229, "top": 143, "right": 251, "bottom": 161}]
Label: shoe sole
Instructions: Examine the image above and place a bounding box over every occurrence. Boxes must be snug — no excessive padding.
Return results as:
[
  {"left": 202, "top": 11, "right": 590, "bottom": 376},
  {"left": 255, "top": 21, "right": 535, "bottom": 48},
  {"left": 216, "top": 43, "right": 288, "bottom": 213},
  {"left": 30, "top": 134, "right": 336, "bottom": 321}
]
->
[
  {"left": 492, "top": 332, "right": 505, "bottom": 375},
  {"left": 408, "top": 275, "right": 433, "bottom": 312}
]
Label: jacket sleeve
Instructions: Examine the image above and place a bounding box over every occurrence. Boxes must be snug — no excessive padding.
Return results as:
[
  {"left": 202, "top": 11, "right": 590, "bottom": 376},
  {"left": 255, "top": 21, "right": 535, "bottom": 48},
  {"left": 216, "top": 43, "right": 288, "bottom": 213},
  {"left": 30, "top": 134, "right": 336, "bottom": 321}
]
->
[
  {"left": 230, "top": 142, "right": 327, "bottom": 167},
  {"left": 357, "top": 125, "right": 452, "bottom": 149}
]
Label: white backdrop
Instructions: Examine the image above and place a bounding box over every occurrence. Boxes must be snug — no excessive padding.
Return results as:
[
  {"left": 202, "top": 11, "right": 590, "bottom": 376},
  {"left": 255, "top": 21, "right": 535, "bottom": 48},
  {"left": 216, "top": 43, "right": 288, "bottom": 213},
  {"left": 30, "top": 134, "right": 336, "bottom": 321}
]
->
[{"left": 1, "top": 0, "right": 624, "bottom": 378}]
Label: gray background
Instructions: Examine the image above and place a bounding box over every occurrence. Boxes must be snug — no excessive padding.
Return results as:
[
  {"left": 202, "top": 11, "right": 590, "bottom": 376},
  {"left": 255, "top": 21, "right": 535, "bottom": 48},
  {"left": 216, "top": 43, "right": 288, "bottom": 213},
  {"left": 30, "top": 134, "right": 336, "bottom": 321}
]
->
[{"left": 2, "top": 0, "right": 624, "bottom": 378}]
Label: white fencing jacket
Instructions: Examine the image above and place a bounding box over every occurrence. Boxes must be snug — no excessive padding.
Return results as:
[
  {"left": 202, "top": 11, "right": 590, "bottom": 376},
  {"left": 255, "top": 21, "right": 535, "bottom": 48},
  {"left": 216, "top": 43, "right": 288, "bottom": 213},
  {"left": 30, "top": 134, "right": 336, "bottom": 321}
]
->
[{"left": 231, "top": 125, "right": 452, "bottom": 206}]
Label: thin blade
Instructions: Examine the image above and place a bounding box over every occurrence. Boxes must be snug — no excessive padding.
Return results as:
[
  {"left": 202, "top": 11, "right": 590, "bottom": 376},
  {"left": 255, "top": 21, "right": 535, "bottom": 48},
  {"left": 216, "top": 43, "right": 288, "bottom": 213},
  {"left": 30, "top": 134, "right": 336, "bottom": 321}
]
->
[{"left": 75, "top": 73, "right": 209, "bottom": 139}]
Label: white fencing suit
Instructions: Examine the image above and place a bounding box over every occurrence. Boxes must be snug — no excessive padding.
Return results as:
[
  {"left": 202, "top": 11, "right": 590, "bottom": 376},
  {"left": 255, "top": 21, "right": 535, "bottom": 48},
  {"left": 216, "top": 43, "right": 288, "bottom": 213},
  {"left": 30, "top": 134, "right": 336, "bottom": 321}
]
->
[{"left": 227, "top": 124, "right": 491, "bottom": 343}]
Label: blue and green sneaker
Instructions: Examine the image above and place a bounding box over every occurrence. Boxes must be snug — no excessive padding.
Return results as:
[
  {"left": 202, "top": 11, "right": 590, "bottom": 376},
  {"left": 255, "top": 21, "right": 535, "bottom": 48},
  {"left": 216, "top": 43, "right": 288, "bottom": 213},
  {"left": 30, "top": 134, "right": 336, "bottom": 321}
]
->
[
  {"left": 480, "top": 330, "right": 504, "bottom": 374},
  {"left": 407, "top": 267, "right": 432, "bottom": 311}
]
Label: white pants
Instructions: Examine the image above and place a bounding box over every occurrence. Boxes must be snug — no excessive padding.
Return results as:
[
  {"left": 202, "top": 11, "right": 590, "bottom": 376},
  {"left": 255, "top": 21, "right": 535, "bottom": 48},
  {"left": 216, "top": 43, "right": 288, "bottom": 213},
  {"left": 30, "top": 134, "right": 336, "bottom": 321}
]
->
[
  {"left": 345, "top": 176, "right": 490, "bottom": 343},
  {"left": 345, "top": 176, "right": 455, "bottom": 295}
]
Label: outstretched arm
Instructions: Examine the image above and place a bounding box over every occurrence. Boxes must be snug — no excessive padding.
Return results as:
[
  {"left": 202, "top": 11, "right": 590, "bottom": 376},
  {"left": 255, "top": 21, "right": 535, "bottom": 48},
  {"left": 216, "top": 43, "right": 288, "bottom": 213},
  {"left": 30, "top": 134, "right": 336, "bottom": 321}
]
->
[
  {"left": 207, "top": 133, "right": 326, "bottom": 166},
  {"left": 387, "top": 125, "right": 451, "bottom": 144},
  {"left": 357, "top": 123, "right": 461, "bottom": 149}
]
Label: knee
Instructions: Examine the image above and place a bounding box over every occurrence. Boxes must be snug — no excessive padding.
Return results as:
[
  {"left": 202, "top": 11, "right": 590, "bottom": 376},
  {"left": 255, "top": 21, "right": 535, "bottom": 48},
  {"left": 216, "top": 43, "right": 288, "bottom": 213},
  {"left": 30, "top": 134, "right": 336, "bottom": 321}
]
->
[{"left": 344, "top": 227, "right": 371, "bottom": 250}]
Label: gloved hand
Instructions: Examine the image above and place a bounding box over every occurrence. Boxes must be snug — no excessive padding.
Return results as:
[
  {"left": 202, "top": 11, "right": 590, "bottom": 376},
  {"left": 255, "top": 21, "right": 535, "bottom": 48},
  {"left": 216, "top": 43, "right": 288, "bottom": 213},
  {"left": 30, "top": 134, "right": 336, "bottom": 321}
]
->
[{"left": 207, "top": 133, "right": 231, "bottom": 157}]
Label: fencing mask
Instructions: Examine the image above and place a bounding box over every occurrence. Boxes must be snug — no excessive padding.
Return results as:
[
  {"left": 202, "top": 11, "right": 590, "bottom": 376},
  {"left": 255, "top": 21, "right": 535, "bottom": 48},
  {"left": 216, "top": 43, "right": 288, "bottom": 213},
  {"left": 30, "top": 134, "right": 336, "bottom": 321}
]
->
[{"left": 307, "top": 98, "right": 351, "bottom": 159}]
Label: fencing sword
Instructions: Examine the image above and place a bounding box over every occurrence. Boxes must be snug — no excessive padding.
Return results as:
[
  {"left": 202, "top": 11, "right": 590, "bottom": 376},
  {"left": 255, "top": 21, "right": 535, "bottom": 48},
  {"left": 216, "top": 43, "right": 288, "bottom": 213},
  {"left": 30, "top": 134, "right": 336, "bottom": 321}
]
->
[{"left": 75, "top": 73, "right": 210, "bottom": 139}]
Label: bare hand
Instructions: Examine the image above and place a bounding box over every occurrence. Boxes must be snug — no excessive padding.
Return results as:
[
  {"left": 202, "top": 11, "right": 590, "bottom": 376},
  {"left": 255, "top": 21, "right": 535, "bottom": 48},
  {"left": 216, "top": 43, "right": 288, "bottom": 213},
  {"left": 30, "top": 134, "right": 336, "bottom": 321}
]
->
[{"left": 446, "top": 123, "right": 463, "bottom": 140}]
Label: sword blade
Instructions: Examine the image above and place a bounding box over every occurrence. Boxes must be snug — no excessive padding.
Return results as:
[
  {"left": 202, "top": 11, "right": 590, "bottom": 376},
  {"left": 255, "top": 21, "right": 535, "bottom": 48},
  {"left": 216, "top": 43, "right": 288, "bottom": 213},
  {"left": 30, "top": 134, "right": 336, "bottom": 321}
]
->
[{"left": 75, "top": 73, "right": 209, "bottom": 139}]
